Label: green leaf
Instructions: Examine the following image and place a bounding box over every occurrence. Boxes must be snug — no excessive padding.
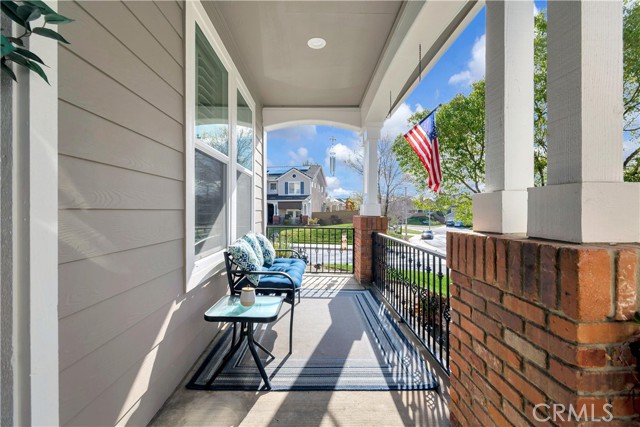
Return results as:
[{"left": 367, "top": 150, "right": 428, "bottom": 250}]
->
[
  {"left": 16, "top": 4, "right": 41, "bottom": 22},
  {"left": 1, "top": 1, "right": 27, "bottom": 27},
  {"left": 25, "top": 60, "right": 48, "bottom": 84},
  {"left": 6, "top": 37, "right": 24, "bottom": 47},
  {"left": 44, "top": 13, "right": 74, "bottom": 25},
  {"left": 15, "top": 47, "right": 45, "bottom": 65},
  {"left": 32, "top": 27, "right": 69, "bottom": 44},
  {"left": 22, "top": 0, "right": 55, "bottom": 15},
  {"left": 634, "top": 312, "right": 640, "bottom": 324},
  {"left": 1, "top": 61, "right": 18, "bottom": 82},
  {"left": 6, "top": 52, "right": 29, "bottom": 67},
  {"left": 1, "top": 35, "right": 17, "bottom": 56}
]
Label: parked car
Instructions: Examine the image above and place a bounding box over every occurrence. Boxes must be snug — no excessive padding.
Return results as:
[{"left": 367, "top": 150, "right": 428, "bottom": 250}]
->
[
  {"left": 454, "top": 221, "right": 464, "bottom": 227},
  {"left": 421, "top": 230, "right": 434, "bottom": 240},
  {"left": 446, "top": 219, "right": 454, "bottom": 226}
]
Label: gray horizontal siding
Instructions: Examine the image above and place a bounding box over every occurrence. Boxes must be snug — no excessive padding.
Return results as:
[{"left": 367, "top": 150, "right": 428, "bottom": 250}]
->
[{"left": 57, "top": 1, "right": 222, "bottom": 426}]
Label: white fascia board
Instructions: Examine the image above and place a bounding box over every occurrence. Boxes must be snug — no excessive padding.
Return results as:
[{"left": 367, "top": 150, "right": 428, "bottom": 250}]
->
[{"left": 361, "top": 0, "right": 483, "bottom": 125}]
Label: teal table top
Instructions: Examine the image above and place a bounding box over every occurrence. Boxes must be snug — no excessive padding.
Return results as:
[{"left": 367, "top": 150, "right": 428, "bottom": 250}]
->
[{"left": 204, "top": 295, "right": 284, "bottom": 323}]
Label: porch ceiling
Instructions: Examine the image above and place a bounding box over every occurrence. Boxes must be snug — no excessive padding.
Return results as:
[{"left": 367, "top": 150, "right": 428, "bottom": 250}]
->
[
  {"left": 210, "top": 0, "right": 482, "bottom": 125},
  {"left": 213, "top": 1, "right": 401, "bottom": 108}
]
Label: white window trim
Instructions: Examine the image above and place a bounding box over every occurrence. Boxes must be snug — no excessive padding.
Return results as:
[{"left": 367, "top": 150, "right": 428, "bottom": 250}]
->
[{"left": 185, "top": 1, "right": 256, "bottom": 292}]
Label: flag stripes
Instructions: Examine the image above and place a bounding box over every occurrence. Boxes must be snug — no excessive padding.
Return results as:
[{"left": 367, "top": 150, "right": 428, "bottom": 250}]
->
[{"left": 403, "top": 112, "right": 442, "bottom": 192}]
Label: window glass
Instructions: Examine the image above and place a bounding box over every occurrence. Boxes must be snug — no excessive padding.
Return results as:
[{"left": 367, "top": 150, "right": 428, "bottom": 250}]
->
[
  {"left": 195, "top": 150, "right": 226, "bottom": 258},
  {"left": 269, "top": 182, "right": 277, "bottom": 191},
  {"left": 237, "top": 90, "right": 253, "bottom": 170},
  {"left": 195, "top": 25, "right": 229, "bottom": 155},
  {"left": 236, "top": 171, "right": 252, "bottom": 236},
  {"left": 289, "top": 182, "right": 301, "bottom": 194}
]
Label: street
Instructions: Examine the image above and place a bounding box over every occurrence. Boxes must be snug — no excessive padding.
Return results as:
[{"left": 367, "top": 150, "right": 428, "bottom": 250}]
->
[{"left": 406, "top": 224, "right": 475, "bottom": 256}]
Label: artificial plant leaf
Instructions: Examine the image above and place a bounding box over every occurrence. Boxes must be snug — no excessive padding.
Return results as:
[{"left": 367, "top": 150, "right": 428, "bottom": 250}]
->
[
  {"left": 1, "top": 62, "right": 18, "bottom": 82},
  {"left": 15, "top": 47, "right": 45, "bottom": 65},
  {"left": 1, "top": 1, "right": 27, "bottom": 27},
  {"left": 16, "top": 4, "right": 41, "bottom": 22},
  {"left": 1, "top": 35, "right": 17, "bottom": 56},
  {"left": 44, "top": 13, "right": 74, "bottom": 24},
  {"left": 22, "top": 0, "right": 55, "bottom": 15},
  {"left": 7, "top": 37, "right": 24, "bottom": 47},
  {"left": 25, "top": 60, "right": 49, "bottom": 84},
  {"left": 32, "top": 27, "right": 69, "bottom": 44},
  {"left": 6, "top": 52, "right": 29, "bottom": 67}
]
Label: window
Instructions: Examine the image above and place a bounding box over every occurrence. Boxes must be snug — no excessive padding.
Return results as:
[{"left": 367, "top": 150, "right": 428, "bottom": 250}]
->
[
  {"left": 186, "top": 2, "right": 257, "bottom": 291},
  {"left": 236, "top": 90, "right": 253, "bottom": 170},
  {"left": 236, "top": 171, "right": 252, "bottom": 236},
  {"left": 288, "top": 182, "right": 302, "bottom": 195},
  {"left": 194, "top": 24, "right": 228, "bottom": 260},
  {"left": 269, "top": 182, "right": 277, "bottom": 192},
  {"left": 195, "top": 151, "right": 226, "bottom": 257},
  {"left": 195, "top": 25, "right": 228, "bottom": 155}
]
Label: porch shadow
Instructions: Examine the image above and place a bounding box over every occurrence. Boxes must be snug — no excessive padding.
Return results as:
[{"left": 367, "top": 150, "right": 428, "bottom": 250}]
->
[{"left": 149, "top": 275, "right": 450, "bottom": 427}]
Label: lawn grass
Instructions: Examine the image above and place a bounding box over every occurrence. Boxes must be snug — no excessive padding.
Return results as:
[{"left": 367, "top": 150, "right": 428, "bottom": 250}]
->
[
  {"left": 267, "top": 224, "right": 354, "bottom": 244},
  {"left": 384, "top": 268, "right": 449, "bottom": 295}
]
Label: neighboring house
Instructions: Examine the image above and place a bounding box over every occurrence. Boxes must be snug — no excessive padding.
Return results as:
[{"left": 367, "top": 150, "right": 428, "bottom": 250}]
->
[
  {"left": 324, "top": 197, "right": 346, "bottom": 212},
  {"left": 266, "top": 165, "right": 327, "bottom": 223}
]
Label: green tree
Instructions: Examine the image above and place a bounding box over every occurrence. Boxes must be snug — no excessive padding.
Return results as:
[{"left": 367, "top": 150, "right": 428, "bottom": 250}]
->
[
  {"left": 392, "top": 81, "right": 485, "bottom": 223},
  {"left": 533, "top": 11, "right": 548, "bottom": 185}
]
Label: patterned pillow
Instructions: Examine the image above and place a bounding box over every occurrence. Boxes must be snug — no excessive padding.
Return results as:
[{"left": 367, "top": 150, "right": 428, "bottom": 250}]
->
[
  {"left": 242, "top": 233, "right": 264, "bottom": 266},
  {"left": 227, "top": 239, "right": 262, "bottom": 285},
  {"left": 254, "top": 233, "right": 276, "bottom": 266}
]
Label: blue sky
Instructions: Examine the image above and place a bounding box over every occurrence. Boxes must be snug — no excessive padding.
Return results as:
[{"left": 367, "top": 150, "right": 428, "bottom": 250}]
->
[{"left": 267, "top": 3, "right": 546, "bottom": 198}]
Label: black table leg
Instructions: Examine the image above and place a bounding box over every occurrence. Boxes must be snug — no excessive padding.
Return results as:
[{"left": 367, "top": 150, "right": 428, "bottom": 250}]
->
[
  {"left": 205, "top": 324, "right": 245, "bottom": 387},
  {"left": 246, "top": 321, "right": 271, "bottom": 389}
]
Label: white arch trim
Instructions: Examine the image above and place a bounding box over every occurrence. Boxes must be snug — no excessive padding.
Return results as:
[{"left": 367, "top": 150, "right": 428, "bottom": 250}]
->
[{"left": 263, "top": 107, "right": 362, "bottom": 132}]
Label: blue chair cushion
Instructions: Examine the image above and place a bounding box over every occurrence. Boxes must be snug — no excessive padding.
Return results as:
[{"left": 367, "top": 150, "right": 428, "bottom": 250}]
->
[{"left": 253, "top": 259, "right": 305, "bottom": 290}]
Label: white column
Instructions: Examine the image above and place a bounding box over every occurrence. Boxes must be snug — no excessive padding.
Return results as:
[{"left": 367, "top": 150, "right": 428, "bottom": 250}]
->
[
  {"left": 528, "top": 0, "right": 640, "bottom": 243},
  {"left": 361, "top": 124, "right": 382, "bottom": 216},
  {"left": 473, "top": 0, "right": 534, "bottom": 234}
]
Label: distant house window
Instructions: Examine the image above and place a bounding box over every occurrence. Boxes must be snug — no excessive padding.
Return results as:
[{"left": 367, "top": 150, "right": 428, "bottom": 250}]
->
[
  {"left": 288, "top": 181, "right": 303, "bottom": 195},
  {"left": 269, "top": 182, "right": 277, "bottom": 192}
]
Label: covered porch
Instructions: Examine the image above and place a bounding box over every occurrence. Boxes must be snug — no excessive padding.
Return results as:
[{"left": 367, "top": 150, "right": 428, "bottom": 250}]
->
[{"left": 150, "top": 274, "right": 451, "bottom": 427}]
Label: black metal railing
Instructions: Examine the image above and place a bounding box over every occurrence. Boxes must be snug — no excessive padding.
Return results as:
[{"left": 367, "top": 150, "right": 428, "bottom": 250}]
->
[
  {"left": 266, "top": 226, "right": 354, "bottom": 274},
  {"left": 372, "top": 232, "right": 451, "bottom": 373}
]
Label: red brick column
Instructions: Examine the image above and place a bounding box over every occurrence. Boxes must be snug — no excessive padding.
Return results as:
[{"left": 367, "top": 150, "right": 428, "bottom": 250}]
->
[
  {"left": 353, "top": 215, "right": 388, "bottom": 285},
  {"left": 447, "top": 232, "right": 640, "bottom": 427}
]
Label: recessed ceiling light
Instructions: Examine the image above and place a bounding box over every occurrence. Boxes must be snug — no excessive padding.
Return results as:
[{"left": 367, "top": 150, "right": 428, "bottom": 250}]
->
[{"left": 307, "top": 37, "right": 326, "bottom": 50}]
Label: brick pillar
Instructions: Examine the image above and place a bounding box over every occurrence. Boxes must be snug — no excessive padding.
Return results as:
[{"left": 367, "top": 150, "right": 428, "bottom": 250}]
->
[
  {"left": 353, "top": 215, "right": 387, "bottom": 285},
  {"left": 448, "top": 232, "right": 640, "bottom": 427}
]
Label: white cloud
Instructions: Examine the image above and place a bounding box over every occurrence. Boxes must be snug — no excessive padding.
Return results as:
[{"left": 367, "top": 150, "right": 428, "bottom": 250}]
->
[
  {"left": 326, "top": 176, "right": 341, "bottom": 189},
  {"left": 449, "top": 34, "right": 486, "bottom": 86},
  {"left": 288, "top": 147, "right": 314, "bottom": 165},
  {"left": 330, "top": 187, "right": 354, "bottom": 197},
  {"left": 329, "top": 143, "right": 357, "bottom": 163},
  {"left": 269, "top": 125, "right": 317, "bottom": 143},
  {"left": 381, "top": 102, "right": 424, "bottom": 139}
]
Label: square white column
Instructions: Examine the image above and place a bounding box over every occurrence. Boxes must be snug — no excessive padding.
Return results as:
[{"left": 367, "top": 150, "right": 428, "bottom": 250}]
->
[
  {"left": 361, "top": 124, "right": 382, "bottom": 216},
  {"left": 528, "top": 0, "right": 640, "bottom": 243},
  {"left": 473, "top": 0, "right": 534, "bottom": 234}
]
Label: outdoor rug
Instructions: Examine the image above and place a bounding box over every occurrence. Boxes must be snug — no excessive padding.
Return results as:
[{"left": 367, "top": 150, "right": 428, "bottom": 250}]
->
[{"left": 186, "top": 289, "right": 439, "bottom": 391}]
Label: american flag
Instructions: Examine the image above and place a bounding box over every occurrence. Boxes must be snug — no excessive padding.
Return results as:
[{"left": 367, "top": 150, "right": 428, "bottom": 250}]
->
[{"left": 403, "top": 112, "right": 442, "bottom": 193}]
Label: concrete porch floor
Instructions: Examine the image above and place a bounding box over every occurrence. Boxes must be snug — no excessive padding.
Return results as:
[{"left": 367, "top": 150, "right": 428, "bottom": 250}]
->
[{"left": 149, "top": 275, "right": 450, "bottom": 427}]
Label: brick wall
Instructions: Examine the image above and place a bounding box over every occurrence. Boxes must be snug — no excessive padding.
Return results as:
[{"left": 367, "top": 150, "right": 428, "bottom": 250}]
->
[
  {"left": 353, "top": 216, "right": 388, "bottom": 285},
  {"left": 448, "top": 232, "right": 640, "bottom": 427}
]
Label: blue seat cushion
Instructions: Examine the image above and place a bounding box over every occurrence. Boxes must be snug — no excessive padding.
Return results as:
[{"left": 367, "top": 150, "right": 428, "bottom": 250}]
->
[
  {"left": 236, "top": 258, "right": 305, "bottom": 291},
  {"left": 258, "top": 260, "right": 305, "bottom": 289}
]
